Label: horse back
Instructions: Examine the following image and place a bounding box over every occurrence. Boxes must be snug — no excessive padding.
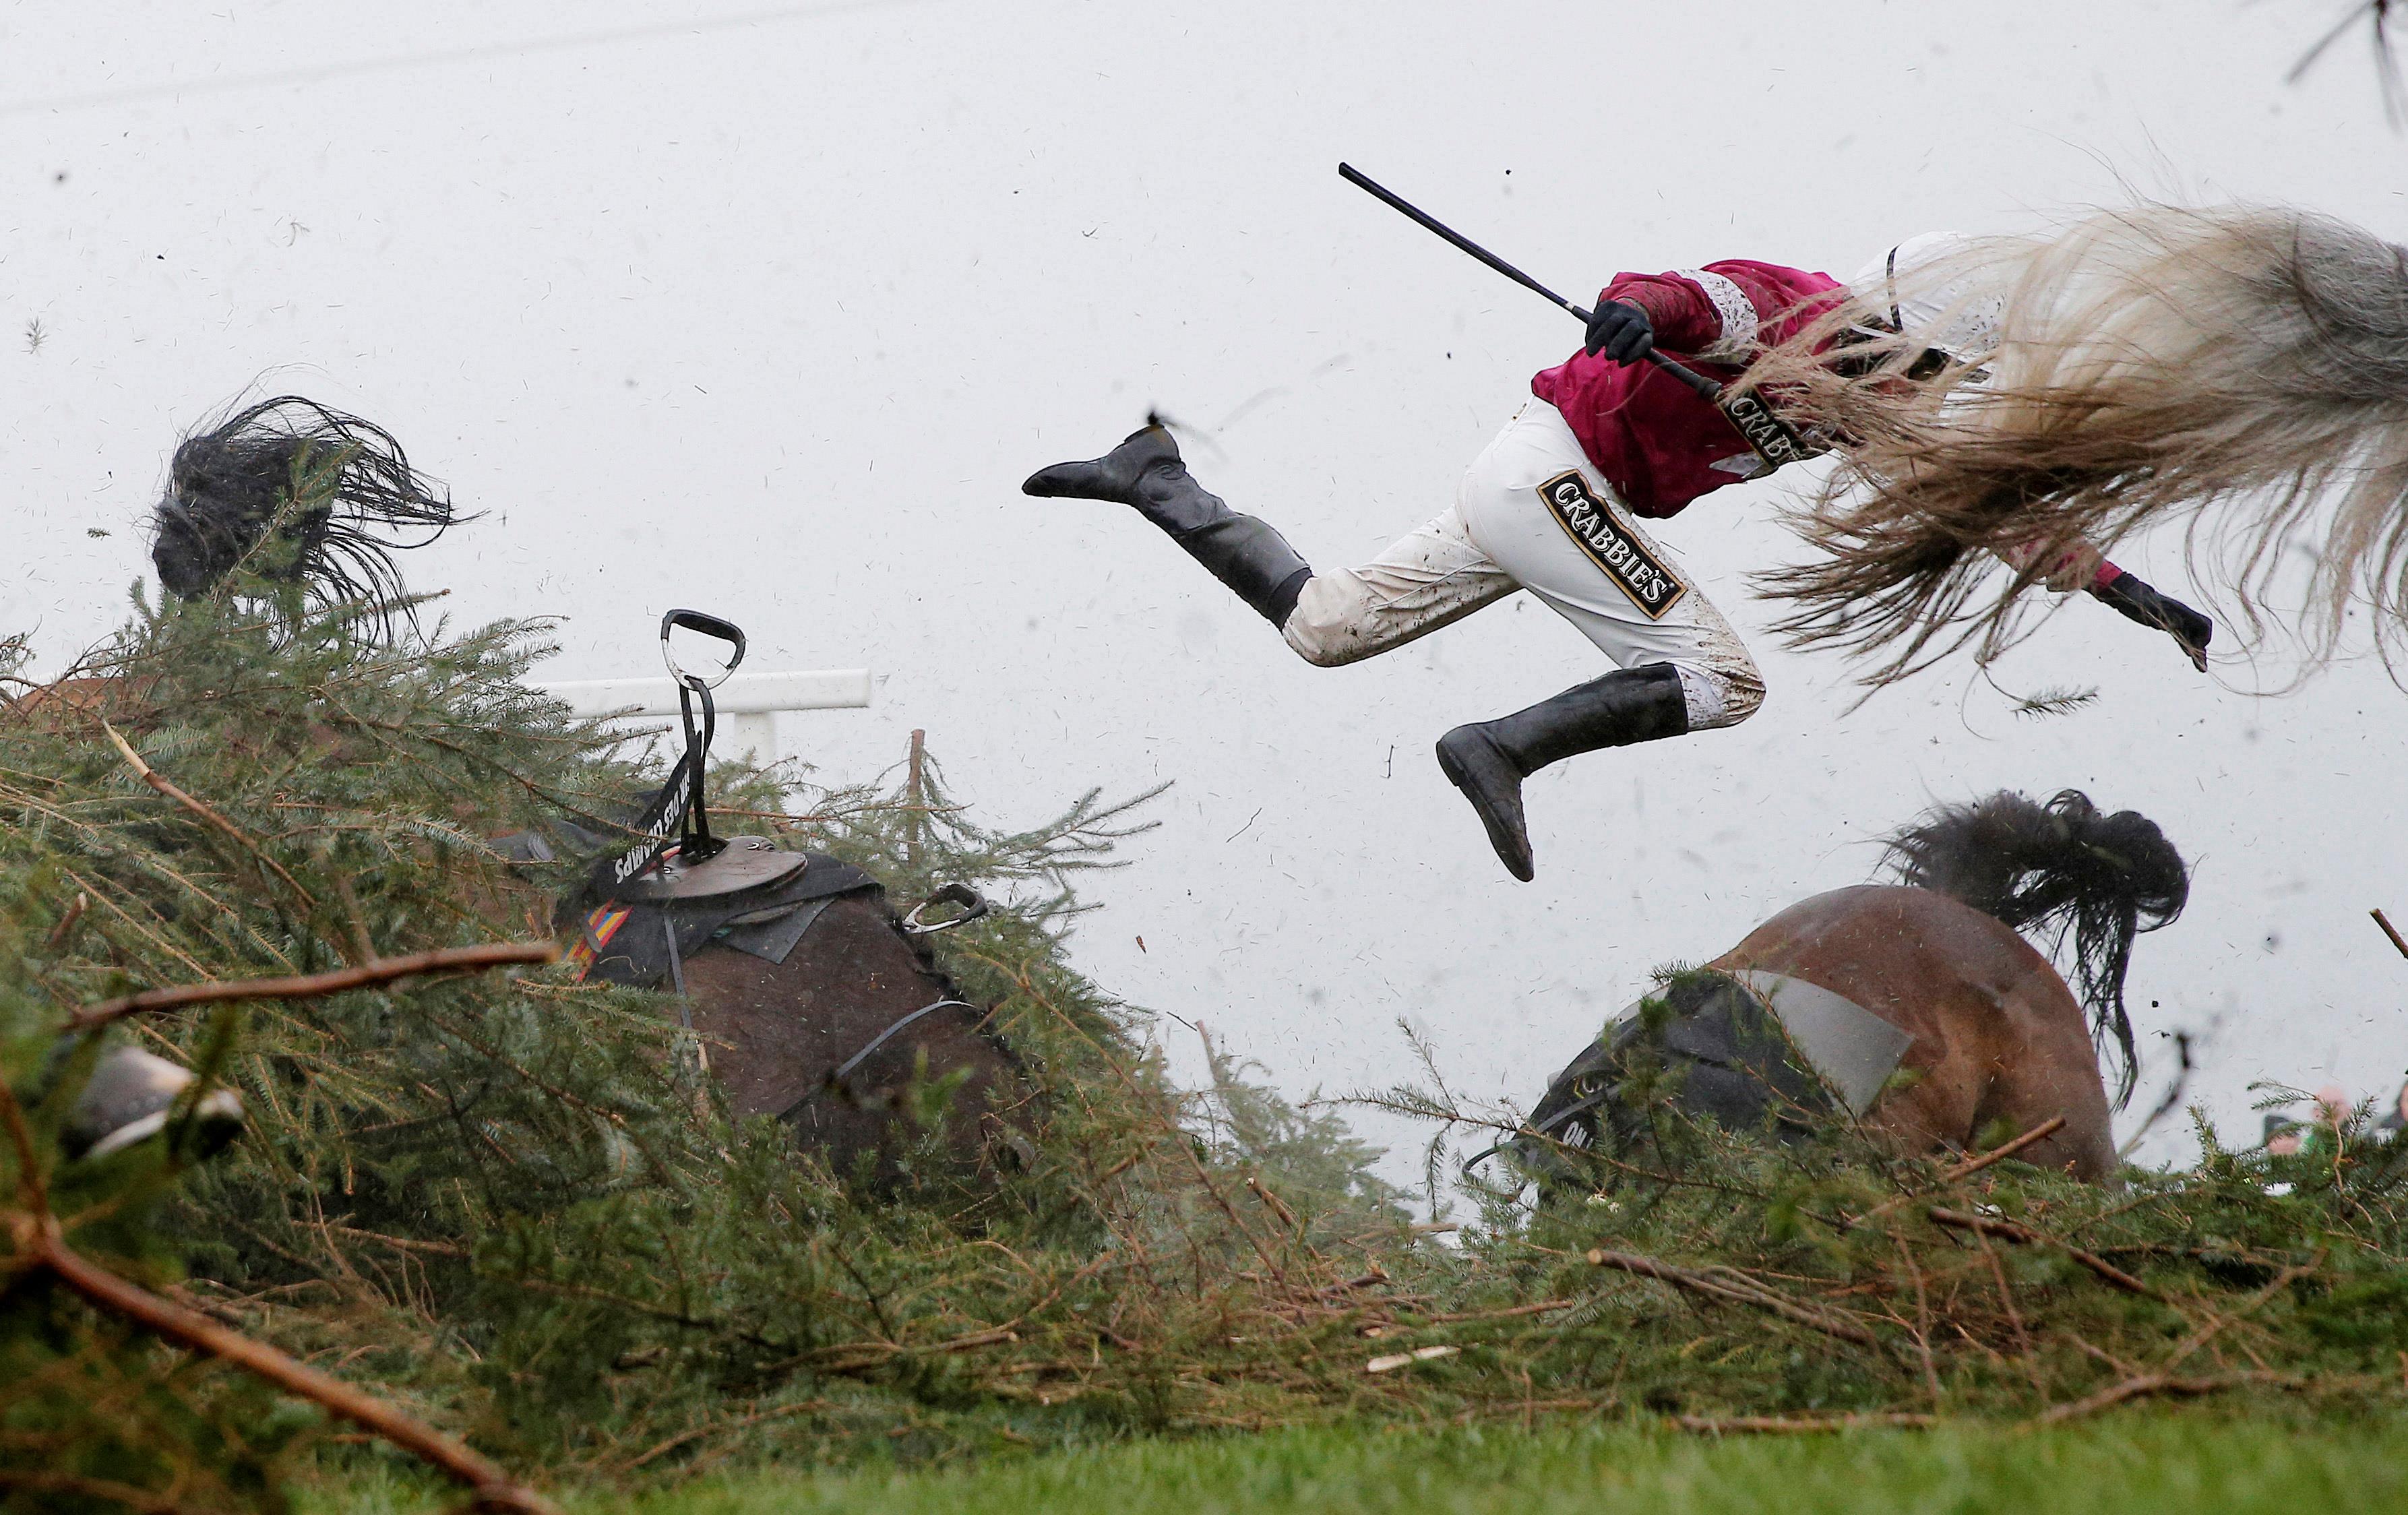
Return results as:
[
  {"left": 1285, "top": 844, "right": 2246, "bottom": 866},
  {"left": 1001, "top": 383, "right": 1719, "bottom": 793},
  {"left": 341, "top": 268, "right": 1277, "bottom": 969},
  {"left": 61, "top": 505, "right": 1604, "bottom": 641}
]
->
[
  {"left": 677, "top": 891, "right": 1028, "bottom": 1191},
  {"left": 680, "top": 894, "right": 1001, "bottom": 1118},
  {"left": 1714, "top": 885, "right": 2062, "bottom": 1022},
  {"left": 1710, "top": 884, "right": 2118, "bottom": 1179},
  {"left": 559, "top": 842, "right": 1030, "bottom": 1192}
]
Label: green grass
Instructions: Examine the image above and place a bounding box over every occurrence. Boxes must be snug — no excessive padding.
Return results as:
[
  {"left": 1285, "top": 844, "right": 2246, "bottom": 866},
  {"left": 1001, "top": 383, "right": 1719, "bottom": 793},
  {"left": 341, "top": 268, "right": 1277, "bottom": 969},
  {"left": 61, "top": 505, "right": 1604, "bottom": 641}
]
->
[{"left": 324, "top": 1415, "right": 2408, "bottom": 1515}]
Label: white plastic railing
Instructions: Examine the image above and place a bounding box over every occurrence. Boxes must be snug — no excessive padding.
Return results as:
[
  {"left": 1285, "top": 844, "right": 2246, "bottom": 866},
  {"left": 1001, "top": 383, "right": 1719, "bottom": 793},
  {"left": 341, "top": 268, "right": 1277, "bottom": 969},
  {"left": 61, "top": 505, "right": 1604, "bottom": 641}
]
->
[{"left": 538, "top": 669, "right": 872, "bottom": 761}]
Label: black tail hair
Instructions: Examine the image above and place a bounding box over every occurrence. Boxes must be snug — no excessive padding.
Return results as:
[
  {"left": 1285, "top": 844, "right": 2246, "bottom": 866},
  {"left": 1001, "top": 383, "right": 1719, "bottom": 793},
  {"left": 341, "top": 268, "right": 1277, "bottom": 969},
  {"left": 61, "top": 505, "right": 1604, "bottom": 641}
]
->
[
  {"left": 150, "top": 396, "right": 466, "bottom": 643},
  {"left": 1882, "top": 789, "right": 2189, "bottom": 1108}
]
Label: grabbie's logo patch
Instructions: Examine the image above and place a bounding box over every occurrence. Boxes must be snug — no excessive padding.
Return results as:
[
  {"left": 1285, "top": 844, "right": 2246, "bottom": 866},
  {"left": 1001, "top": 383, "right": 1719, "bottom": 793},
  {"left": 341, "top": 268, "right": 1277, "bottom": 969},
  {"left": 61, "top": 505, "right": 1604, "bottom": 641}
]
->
[
  {"left": 1721, "top": 391, "right": 1825, "bottom": 470},
  {"left": 1536, "top": 470, "right": 1688, "bottom": 620}
]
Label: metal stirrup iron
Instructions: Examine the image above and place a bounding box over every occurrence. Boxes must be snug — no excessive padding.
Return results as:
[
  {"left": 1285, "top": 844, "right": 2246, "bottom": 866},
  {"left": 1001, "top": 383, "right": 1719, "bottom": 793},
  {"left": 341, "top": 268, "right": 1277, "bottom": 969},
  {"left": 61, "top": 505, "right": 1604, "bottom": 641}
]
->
[{"left": 586, "top": 609, "right": 749, "bottom": 895}]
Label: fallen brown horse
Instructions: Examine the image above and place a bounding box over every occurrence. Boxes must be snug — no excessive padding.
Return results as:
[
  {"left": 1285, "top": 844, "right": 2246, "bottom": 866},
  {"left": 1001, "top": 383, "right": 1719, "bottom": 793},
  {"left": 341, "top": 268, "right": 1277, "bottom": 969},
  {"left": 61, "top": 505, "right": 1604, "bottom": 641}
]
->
[
  {"left": 553, "top": 836, "right": 1035, "bottom": 1190},
  {"left": 127, "top": 394, "right": 1032, "bottom": 1188},
  {"left": 1520, "top": 790, "right": 2190, "bottom": 1183}
]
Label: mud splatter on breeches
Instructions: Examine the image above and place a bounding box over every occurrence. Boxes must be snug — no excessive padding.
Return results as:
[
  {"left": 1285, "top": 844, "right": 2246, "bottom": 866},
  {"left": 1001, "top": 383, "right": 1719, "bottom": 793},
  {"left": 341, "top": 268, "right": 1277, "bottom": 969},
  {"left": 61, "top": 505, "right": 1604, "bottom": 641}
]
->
[{"left": 1277, "top": 402, "right": 1764, "bottom": 729}]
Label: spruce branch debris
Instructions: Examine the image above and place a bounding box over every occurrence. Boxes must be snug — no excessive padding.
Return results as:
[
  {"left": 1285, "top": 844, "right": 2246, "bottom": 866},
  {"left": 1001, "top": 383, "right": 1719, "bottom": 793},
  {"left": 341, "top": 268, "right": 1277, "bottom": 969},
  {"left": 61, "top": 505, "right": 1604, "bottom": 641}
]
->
[{"left": 12, "top": 594, "right": 2408, "bottom": 1512}]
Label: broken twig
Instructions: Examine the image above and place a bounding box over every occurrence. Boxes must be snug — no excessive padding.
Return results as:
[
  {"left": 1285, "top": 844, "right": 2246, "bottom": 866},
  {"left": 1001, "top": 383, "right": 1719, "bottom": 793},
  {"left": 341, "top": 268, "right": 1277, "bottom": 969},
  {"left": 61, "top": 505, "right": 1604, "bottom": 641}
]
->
[
  {"left": 1926, "top": 1209, "right": 2161, "bottom": 1299},
  {"left": 2374, "top": 908, "right": 2408, "bottom": 962},
  {"left": 71, "top": 942, "right": 560, "bottom": 1031},
  {"left": 24, "top": 1223, "right": 557, "bottom": 1513},
  {"left": 1677, "top": 1412, "right": 1936, "bottom": 1434},
  {"left": 100, "top": 720, "right": 315, "bottom": 907},
  {"left": 1938, "top": 1117, "right": 2068, "bottom": 1183},
  {"left": 2035, "top": 1369, "right": 2302, "bottom": 1424},
  {"left": 1587, "top": 1247, "right": 1878, "bottom": 1347}
]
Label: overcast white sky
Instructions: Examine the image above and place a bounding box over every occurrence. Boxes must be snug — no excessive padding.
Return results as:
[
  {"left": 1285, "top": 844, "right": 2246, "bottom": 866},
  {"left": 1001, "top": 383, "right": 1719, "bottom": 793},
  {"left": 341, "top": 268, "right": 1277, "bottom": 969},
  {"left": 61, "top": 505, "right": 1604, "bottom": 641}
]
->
[{"left": 5, "top": 1, "right": 2405, "bottom": 1184}]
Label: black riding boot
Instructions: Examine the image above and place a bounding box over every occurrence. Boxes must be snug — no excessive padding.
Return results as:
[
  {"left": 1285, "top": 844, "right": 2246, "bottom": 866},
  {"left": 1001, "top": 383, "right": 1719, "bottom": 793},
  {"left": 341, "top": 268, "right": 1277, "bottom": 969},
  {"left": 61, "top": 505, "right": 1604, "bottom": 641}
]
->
[
  {"left": 1435, "top": 664, "right": 1690, "bottom": 882},
  {"left": 1023, "top": 422, "right": 1314, "bottom": 627}
]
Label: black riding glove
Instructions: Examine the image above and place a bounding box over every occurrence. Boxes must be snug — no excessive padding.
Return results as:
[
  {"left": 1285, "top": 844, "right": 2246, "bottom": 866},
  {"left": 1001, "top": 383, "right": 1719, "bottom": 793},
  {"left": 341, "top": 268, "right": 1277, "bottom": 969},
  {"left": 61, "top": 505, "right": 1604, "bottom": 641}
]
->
[
  {"left": 2092, "top": 571, "right": 2213, "bottom": 672},
  {"left": 1584, "top": 300, "right": 1655, "bottom": 365}
]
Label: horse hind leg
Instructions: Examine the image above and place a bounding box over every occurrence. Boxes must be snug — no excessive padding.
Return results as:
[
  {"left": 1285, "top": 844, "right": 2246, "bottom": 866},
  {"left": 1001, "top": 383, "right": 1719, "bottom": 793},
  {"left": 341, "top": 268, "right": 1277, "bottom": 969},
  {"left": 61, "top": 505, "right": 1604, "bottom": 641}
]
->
[{"left": 1971, "top": 997, "right": 2120, "bottom": 1182}]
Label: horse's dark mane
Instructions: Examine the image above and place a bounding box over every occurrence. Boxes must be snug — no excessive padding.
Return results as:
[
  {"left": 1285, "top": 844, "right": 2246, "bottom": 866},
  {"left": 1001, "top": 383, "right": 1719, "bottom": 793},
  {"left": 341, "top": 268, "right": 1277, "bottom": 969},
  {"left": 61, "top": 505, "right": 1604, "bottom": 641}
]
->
[
  {"left": 150, "top": 396, "right": 467, "bottom": 644},
  {"left": 1881, "top": 789, "right": 2190, "bottom": 1109}
]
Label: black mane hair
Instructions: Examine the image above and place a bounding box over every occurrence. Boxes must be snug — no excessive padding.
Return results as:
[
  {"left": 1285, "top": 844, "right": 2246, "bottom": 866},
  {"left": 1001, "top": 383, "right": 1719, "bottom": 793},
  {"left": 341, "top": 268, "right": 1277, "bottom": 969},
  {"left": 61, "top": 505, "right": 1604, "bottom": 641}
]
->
[
  {"left": 150, "top": 396, "right": 466, "bottom": 643},
  {"left": 1882, "top": 789, "right": 2191, "bottom": 1108}
]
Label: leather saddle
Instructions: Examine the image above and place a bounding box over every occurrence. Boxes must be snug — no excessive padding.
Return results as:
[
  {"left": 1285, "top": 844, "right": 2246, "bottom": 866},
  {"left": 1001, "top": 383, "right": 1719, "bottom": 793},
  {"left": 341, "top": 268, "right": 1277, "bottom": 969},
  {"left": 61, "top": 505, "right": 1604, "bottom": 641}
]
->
[{"left": 568, "top": 839, "right": 882, "bottom": 989}]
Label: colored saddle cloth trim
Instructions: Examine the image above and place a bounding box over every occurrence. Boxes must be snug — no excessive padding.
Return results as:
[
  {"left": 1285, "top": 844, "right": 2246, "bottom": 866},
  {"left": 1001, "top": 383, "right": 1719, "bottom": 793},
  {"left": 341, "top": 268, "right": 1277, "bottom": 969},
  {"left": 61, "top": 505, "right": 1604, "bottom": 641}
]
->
[{"left": 573, "top": 851, "right": 882, "bottom": 989}]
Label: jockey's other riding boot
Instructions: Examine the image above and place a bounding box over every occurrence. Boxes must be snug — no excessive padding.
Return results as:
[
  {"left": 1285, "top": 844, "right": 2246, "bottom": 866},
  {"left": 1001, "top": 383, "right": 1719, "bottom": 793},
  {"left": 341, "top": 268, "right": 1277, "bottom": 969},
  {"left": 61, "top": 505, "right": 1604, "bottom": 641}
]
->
[
  {"left": 1023, "top": 423, "right": 1314, "bottom": 627},
  {"left": 1435, "top": 664, "right": 1690, "bottom": 882}
]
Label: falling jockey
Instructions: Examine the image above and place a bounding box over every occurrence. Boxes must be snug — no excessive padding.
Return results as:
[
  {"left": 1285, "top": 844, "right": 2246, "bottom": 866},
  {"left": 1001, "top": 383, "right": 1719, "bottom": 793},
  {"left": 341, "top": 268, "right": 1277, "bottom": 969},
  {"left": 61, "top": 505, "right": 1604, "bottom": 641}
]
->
[{"left": 1024, "top": 239, "right": 2213, "bottom": 882}]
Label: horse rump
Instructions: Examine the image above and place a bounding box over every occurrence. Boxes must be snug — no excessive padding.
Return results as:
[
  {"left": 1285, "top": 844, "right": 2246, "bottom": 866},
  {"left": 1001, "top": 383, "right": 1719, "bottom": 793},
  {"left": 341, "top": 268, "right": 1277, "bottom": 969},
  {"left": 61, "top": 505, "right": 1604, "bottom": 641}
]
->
[
  {"left": 151, "top": 396, "right": 465, "bottom": 642},
  {"left": 1882, "top": 789, "right": 2189, "bottom": 1107}
]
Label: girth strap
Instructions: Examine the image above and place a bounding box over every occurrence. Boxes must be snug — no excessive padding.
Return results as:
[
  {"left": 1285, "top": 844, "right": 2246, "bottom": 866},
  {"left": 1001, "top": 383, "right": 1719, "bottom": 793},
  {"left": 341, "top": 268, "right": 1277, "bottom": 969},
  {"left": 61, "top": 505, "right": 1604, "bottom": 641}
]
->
[
  {"left": 831, "top": 998, "right": 980, "bottom": 1085},
  {"left": 776, "top": 995, "right": 981, "bottom": 1127}
]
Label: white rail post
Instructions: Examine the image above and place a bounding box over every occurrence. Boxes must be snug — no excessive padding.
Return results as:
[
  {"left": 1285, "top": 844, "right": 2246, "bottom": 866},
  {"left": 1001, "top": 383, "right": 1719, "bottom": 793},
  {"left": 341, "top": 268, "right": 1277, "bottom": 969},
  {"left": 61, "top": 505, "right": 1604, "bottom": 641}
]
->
[{"left": 536, "top": 668, "right": 873, "bottom": 763}]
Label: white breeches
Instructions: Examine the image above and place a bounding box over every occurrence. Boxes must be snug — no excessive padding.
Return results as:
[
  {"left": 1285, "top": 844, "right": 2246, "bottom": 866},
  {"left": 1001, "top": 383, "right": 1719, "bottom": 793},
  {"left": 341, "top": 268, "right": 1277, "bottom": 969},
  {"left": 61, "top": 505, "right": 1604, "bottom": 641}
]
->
[{"left": 1281, "top": 402, "right": 1764, "bottom": 730}]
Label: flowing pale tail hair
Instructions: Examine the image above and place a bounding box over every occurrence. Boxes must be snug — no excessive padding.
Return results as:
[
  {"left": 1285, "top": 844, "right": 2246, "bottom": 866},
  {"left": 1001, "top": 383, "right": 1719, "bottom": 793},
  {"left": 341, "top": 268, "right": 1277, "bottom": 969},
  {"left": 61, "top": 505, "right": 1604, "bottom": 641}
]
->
[{"left": 1743, "top": 205, "right": 2408, "bottom": 683}]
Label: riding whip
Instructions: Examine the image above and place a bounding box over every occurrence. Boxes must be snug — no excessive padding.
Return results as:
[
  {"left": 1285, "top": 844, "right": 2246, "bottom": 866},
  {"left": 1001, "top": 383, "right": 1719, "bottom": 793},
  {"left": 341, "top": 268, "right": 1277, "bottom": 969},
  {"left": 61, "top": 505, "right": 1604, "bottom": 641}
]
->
[{"left": 1336, "top": 162, "right": 1818, "bottom": 469}]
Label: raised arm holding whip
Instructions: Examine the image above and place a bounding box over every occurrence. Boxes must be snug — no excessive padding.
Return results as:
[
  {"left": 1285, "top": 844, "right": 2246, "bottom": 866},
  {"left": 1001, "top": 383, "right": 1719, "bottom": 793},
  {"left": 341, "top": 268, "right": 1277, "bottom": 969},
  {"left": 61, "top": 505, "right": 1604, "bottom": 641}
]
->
[{"left": 1023, "top": 168, "right": 2216, "bottom": 882}]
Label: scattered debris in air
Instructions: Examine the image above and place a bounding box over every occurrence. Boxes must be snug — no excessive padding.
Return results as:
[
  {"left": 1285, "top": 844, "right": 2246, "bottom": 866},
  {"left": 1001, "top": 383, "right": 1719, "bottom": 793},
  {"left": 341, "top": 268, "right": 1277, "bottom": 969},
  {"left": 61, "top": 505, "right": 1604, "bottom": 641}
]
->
[{"left": 2011, "top": 685, "right": 2101, "bottom": 718}]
